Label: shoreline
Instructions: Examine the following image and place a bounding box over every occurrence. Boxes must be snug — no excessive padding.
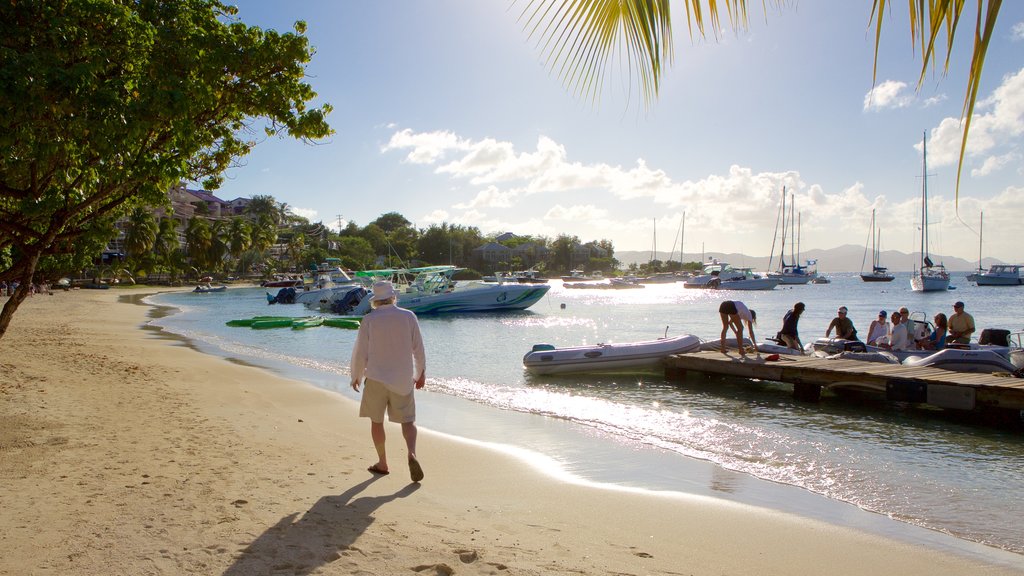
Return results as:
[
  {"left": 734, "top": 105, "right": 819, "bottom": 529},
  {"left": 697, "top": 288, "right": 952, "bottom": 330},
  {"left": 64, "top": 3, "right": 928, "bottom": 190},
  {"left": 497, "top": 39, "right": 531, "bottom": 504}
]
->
[{"left": 2, "top": 288, "right": 1022, "bottom": 575}]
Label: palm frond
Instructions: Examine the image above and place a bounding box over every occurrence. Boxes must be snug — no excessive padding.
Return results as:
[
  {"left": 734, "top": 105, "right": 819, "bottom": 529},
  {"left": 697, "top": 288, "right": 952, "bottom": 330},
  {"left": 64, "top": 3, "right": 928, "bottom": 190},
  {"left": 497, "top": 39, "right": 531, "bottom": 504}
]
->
[{"left": 870, "top": 0, "right": 1003, "bottom": 203}]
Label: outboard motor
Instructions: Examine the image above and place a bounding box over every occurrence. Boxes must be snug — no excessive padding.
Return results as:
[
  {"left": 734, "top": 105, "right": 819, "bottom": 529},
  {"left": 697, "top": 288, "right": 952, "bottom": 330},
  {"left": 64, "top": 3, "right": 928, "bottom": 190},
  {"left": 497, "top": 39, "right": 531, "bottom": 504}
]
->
[
  {"left": 329, "top": 286, "right": 367, "bottom": 315},
  {"left": 979, "top": 328, "right": 1011, "bottom": 347},
  {"left": 267, "top": 287, "right": 297, "bottom": 305}
]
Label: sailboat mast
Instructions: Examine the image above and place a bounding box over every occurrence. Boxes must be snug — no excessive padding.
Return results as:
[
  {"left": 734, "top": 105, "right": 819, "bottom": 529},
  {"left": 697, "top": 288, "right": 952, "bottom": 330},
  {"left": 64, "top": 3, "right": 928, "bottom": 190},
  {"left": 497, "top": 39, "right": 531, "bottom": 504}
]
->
[
  {"left": 920, "top": 131, "right": 929, "bottom": 267},
  {"left": 978, "top": 211, "right": 984, "bottom": 272}
]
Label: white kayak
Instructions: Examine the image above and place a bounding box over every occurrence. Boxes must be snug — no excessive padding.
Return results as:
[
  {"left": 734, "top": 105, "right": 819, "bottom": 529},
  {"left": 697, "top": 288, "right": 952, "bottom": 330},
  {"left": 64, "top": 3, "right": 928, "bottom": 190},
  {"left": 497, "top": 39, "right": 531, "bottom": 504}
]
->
[{"left": 523, "top": 334, "right": 701, "bottom": 375}]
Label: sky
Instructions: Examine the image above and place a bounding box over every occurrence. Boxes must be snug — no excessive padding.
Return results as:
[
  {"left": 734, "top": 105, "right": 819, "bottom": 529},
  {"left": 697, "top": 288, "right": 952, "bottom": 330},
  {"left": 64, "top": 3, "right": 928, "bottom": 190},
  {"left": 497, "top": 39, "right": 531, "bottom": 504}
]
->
[{"left": 212, "top": 1, "right": 1024, "bottom": 264}]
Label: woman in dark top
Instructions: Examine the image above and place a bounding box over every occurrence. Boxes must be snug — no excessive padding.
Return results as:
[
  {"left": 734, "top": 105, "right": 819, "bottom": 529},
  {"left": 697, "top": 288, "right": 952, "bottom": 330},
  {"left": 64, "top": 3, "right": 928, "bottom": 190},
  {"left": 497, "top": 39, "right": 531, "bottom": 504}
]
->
[{"left": 778, "top": 302, "right": 805, "bottom": 353}]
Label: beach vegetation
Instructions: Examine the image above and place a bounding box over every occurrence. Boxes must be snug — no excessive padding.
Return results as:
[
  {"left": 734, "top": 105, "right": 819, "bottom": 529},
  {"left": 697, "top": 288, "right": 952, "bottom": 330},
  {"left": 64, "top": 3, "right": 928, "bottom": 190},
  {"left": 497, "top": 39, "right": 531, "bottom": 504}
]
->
[
  {"left": 0, "top": 0, "right": 332, "bottom": 339},
  {"left": 523, "top": 0, "right": 1001, "bottom": 200}
]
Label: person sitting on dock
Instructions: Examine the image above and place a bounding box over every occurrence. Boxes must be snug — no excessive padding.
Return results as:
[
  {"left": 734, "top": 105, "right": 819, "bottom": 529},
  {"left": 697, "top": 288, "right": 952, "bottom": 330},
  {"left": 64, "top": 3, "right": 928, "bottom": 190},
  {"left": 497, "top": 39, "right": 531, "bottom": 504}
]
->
[
  {"left": 878, "top": 311, "right": 910, "bottom": 351},
  {"left": 718, "top": 300, "right": 758, "bottom": 358},
  {"left": 825, "top": 306, "right": 858, "bottom": 341},
  {"left": 866, "top": 310, "right": 889, "bottom": 346},
  {"left": 948, "top": 301, "right": 975, "bottom": 345},
  {"left": 916, "top": 313, "right": 948, "bottom": 350},
  {"left": 778, "top": 302, "right": 805, "bottom": 354}
]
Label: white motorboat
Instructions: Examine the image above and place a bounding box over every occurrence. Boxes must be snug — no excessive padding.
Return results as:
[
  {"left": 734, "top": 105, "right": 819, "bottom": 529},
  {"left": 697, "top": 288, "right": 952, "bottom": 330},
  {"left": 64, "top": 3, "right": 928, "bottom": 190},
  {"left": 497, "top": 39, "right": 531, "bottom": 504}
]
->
[
  {"left": 910, "top": 132, "right": 950, "bottom": 292},
  {"left": 351, "top": 266, "right": 550, "bottom": 314},
  {"left": 523, "top": 334, "right": 701, "bottom": 375},
  {"left": 969, "top": 264, "right": 1023, "bottom": 286},
  {"left": 683, "top": 260, "right": 779, "bottom": 290},
  {"left": 292, "top": 270, "right": 361, "bottom": 307}
]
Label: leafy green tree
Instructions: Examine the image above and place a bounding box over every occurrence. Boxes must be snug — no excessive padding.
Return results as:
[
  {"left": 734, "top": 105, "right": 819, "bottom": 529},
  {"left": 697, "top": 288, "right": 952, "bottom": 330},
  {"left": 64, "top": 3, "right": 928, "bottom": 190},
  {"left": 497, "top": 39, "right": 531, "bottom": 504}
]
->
[
  {"left": 286, "top": 233, "right": 306, "bottom": 271},
  {"left": 370, "top": 212, "right": 413, "bottom": 234},
  {"left": 335, "top": 236, "right": 376, "bottom": 270},
  {"left": 0, "top": 0, "right": 331, "bottom": 339}
]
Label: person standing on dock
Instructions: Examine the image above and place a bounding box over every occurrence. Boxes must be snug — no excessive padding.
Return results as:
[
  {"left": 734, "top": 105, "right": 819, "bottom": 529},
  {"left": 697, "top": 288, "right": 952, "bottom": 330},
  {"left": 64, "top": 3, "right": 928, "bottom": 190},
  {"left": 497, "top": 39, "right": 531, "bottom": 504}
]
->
[
  {"left": 825, "top": 306, "right": 858, "bottom": 340},
  {"left": 948, "top": 301, "right": 975, "bottom": 345},
  {"left": 778, "top": 302, "right": 805, "bottom": 353},
  {"left": 718, "top": 300, "right": 758, "bottom": 358},
  {"left": 350, "top": 281, "right": 427, "bottom": 482}
]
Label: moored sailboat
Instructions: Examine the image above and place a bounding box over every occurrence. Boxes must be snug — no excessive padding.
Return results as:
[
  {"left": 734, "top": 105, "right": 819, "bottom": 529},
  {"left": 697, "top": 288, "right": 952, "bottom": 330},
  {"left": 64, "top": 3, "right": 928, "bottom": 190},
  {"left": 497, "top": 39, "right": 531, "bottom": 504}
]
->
[
  {"left": 860, "top": 208, "right": 894, "bottom": 282},
  {"left": 910, "top": 132, "right": 950, "bottom": 292}
]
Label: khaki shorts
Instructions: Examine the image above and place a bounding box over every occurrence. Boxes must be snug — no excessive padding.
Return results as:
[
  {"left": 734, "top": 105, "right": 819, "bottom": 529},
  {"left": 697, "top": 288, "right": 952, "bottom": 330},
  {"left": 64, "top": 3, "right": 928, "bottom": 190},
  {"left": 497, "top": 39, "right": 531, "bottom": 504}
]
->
[
  {"left": 779, "top": 334, "right": 801, "bottom": 350},
  {"left": 359, "top": 378, "right": 416, "bottom": 424}
]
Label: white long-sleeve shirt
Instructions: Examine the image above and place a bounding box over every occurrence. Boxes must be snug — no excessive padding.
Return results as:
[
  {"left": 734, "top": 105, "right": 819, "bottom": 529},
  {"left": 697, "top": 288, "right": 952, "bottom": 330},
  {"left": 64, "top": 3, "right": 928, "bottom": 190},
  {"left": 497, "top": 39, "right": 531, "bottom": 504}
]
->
[{"left": 349, "top": 303, "right": 425, "bottom": 395}]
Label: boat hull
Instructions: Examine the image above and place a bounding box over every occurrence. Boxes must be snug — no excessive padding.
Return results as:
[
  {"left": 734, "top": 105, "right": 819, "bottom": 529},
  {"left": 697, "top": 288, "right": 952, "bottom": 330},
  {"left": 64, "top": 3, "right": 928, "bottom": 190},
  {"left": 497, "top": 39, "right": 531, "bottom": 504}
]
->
[
  {"left": 975, "top": 276, "right": 1023, "bottom": 286},
  {"left": 363, "top": 283, "right": 551, "bottom": 315},
  {"left": 523, "top": 335, "right": 701, "bottom": 375},
  {"left": 860, "top": 273, "right": 894, "bottom": 282},
  {"left": 902, "top": 348, "right": 1016, "bottom": 373},
  {"left": 910, "top": 272, "right": 950, "bottom": 292}
]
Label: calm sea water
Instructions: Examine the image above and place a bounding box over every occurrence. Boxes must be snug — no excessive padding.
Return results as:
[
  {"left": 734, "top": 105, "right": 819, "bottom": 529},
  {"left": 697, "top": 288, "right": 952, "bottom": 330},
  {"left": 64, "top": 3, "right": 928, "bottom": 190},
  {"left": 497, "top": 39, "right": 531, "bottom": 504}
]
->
[{"left": 146, "top": 273, "right": 1024, "bottom": 559}]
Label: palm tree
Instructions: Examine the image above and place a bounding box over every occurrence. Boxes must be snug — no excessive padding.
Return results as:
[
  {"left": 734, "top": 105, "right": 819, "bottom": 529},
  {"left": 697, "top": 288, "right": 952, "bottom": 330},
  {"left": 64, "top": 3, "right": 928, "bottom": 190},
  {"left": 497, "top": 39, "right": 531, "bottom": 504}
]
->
[
  {"left": 184, "top": 217, "right": 212, "bottom": 274},
  {"left": 246, "top": 195, "right": 281, "bottom": 226},
  {"left": 123, "top": 208, "right": 158, "bottom": 272},
  {"left": 153, "top": 218, "right": 181, "bottom": 279},
  {"left": 227, "top": 217, "right": 252, "bottom": 274},
  {"left": 524, "top": 0, "right": 1001, "bottom": 199},
  {"left": 286, "top": 233, "right": 306, "bottom": 271},
  {"left": 208, "top": 220, "right": 229, "bottom": 274}
]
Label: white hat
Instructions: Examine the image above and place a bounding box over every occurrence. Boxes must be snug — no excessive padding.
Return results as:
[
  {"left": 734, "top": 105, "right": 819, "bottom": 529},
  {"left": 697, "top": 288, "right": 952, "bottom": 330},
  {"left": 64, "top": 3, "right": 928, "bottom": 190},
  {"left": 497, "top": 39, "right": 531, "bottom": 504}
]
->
[{"left": 371, "top": 281, "right": 397, "bottom": 301}]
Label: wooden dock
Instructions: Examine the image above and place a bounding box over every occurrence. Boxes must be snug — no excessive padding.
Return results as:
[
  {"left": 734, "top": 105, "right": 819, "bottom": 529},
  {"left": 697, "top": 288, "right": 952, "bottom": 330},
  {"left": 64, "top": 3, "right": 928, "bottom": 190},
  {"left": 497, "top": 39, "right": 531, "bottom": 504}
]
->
[{"left": 664, "top": 351, "right": 1024, "bottom": 419}]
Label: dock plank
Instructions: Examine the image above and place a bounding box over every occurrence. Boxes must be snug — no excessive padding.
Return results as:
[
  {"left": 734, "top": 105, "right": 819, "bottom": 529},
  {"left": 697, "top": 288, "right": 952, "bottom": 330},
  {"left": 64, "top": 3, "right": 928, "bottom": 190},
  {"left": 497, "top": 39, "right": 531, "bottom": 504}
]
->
[{"left": 664, "top": 351, "right": 1024, "bottom": 412}]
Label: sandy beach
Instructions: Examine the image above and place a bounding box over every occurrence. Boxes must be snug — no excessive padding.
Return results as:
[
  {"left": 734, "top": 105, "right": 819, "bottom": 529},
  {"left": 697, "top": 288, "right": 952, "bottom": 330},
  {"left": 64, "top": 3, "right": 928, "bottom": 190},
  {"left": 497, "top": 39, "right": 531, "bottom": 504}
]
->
[{"left": 1, "top": 288, "right": 1021, "bottom": 575}]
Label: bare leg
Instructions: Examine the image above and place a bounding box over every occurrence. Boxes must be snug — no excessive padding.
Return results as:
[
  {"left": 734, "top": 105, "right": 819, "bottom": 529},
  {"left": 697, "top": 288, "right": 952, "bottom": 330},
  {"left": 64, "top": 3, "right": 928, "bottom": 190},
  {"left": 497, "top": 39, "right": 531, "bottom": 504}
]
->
[
  {"left": 401, "top": 422, "right": 418, "bottom": 460},
  {"left": 402, "top": 422, "right": 424, "bottom": 482},
  {"left": 371, "top": 421, "right": 388, "bottom": 472},
  {"left": 733, "top": 320, "right": 746, "bottom": 357},
  {"left": 719, "top": 313, "right": 730, "bottom": 353}
]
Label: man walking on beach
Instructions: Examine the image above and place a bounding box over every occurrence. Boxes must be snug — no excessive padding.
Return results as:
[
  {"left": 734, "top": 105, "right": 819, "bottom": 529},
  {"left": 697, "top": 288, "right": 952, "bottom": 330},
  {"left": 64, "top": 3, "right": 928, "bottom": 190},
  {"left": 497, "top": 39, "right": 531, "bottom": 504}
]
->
[{"left": 350, "top": 281, "right": 426, "bottom": 482}]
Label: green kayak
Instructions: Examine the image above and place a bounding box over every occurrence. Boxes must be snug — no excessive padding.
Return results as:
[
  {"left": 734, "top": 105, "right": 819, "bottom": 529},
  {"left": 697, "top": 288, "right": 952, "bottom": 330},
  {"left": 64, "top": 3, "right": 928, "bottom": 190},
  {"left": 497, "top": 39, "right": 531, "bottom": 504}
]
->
[
  {"left": 291, "top": 316, "right": 325, "bottom": 330},
  {"left": 323, "top": 317, "right": 361, "bottom": 329},
  {"left": 226, "top": 315, "right": 295, "bottom": 327},
  {"left": 251, "top": 317, "right": 311, "bottom": 329}
]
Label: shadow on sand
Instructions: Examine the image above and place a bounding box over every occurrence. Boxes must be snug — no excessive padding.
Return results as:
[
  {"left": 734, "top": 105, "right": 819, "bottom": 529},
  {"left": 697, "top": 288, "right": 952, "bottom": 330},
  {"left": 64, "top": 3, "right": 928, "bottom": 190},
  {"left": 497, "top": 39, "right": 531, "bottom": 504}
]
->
[{"left": 222, "top": 477, "right": 420, "bottom": 575}]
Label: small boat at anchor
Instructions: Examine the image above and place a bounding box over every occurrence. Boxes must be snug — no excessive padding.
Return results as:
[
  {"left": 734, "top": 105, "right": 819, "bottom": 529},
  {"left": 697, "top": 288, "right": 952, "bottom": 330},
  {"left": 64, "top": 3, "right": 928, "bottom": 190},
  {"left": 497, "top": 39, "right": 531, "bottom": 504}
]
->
[
  {"left": 193, "top": 284, "right": 227, "bottom": 293},
  {"left": 523, "top": 334, "right": 701, "bottom": 375}
]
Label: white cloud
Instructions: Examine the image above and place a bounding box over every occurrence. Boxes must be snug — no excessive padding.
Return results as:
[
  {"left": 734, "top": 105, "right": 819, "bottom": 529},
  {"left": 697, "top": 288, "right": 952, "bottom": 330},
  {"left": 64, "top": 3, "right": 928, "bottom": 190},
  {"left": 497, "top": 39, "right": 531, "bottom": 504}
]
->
[
  {"left": 453, "top": 185, "right": 519, "bottom": 209},
  {"left": 381, "top": 128, "right": 471, "bottom": 164},
  {"left": 971, "top": 152, "right": 1021, "bottom": 177},
  {"left": 290, "top": 207, "right": 319, "bottom": 221},
  {"left": 926, "top": 67, "right": 1024, "bottom": 168},
  {"left": 863, "top": 80, "right": 914, "bottom": 111},
  {"left": 383, "top": 126, "right": 1020, "bottom": 261},
  {"left": 922, "top": 94, "right": 947, "bottom": 107},
  {"left": 1012, "top": 22, "right": 1024, "bottom": 41}
]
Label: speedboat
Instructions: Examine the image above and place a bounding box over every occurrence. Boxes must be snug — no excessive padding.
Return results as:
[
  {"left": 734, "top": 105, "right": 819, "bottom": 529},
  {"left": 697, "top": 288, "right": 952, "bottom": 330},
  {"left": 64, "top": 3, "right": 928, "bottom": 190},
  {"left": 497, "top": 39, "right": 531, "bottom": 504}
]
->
[
  {"left": 968, "top": 264, "right": 1023, "bottom": 286},
  {"left": 682, "top": 261, "right": 779, "bottom": 290},
  {"left": 523, "top": 334, "right": 701, "bottom": 375},
  {"left": 292, "top": 270, "right": 361, "bottom": 308},
  {"left": 193, "top": 284, "right": 227, "bottom": 293},
  {"left": 351, "top": 266, "right": 550, "bottom": 314}
]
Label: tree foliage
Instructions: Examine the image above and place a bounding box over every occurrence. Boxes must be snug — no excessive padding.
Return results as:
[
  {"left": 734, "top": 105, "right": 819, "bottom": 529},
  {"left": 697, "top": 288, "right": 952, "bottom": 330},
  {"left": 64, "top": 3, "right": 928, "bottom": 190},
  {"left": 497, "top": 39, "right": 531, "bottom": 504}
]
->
[{"left": 0, "top": 0, "right": 332, "bottom": 338}]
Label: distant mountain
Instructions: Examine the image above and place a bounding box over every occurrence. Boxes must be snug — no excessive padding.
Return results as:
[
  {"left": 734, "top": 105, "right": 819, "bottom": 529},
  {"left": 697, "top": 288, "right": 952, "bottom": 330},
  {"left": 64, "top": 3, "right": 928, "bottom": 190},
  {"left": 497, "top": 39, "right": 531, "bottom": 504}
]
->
[{"left": 615, "top": 245, "right": 1001, "bottom": 273}]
